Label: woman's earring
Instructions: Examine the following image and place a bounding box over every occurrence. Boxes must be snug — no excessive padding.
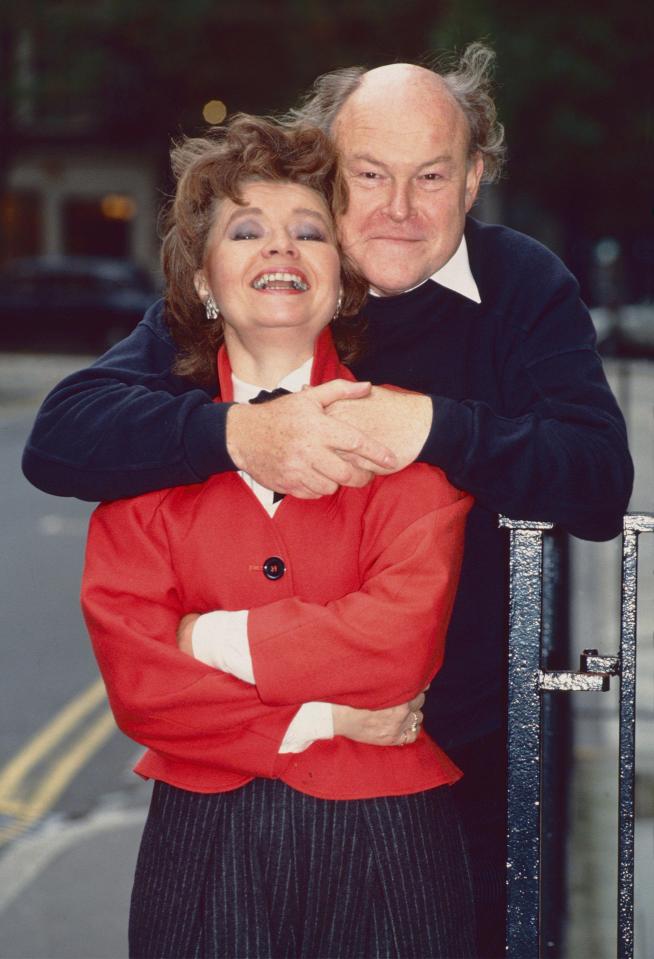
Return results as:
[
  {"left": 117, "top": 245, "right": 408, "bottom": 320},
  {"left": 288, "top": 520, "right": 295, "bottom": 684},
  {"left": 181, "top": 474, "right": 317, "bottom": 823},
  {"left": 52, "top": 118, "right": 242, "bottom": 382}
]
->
[
  {"left": 205, "top": 294, "right": 220, "bottom": 320},
  {"left": 332, "top": 290, "right": 343, "bottom": 321}
]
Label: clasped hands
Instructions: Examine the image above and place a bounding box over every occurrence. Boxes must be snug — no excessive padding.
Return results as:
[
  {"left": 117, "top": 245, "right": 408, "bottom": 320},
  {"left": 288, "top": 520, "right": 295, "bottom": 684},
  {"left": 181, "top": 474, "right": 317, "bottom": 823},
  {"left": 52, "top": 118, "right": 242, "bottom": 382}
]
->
[
  {"left": 225, "top": 379, "right": 433, "bottom": 499},
  {"left": 177, "top": 613, "right": 426, "bottom": 748}
]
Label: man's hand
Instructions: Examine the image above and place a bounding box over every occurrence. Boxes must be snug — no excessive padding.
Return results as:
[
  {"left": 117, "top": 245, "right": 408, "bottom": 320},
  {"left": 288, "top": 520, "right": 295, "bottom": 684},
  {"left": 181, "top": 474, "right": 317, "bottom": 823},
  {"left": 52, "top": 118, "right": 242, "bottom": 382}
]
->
[
  {"left": 177, "top": 613, "right": 200, "bottom": 655},
  {"left": 331, "top": 690, "right": 426, "bottom": 747},
  {"left": 226, "top": 380, "right": 398, "bottom": 498},
  {"left": 327, "top": 386, "right": 433, "bottom": 474}
]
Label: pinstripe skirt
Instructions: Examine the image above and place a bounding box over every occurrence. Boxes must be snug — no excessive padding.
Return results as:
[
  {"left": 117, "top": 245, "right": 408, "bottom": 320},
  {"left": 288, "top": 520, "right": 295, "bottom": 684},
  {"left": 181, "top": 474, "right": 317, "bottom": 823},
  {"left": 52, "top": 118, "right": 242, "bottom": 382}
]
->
[{"left": 129, "top": 778, "right": 475, "bottom": 959}]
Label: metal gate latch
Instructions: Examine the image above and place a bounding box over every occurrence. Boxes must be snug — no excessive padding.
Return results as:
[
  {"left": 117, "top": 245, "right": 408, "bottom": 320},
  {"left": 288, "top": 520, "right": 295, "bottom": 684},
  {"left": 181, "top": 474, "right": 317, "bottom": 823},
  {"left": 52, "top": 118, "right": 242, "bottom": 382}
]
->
[{"left": 538, "top": 648, "right": 620, "bottom": 692}]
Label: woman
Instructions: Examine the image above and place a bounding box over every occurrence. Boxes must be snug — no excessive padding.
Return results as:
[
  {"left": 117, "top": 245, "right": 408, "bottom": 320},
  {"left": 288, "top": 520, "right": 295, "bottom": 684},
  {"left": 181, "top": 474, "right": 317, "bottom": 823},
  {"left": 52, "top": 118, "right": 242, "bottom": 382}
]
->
[{"left": 82, "top": 115, "right": 475, "bottom": 958}]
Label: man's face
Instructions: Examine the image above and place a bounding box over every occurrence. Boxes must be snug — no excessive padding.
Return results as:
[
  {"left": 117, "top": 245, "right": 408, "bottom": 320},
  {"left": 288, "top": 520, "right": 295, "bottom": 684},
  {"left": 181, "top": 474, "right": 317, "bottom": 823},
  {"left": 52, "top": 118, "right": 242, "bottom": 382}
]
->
[{"left": 333, "top": 71, "right": 484, "bottom": 297}]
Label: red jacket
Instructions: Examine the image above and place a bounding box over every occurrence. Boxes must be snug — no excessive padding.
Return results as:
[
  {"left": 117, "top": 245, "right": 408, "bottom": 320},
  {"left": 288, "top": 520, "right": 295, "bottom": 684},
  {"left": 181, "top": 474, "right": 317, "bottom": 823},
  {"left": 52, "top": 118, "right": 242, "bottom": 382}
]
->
[{"left": 81, "top": 329, "right": 473, "bottom": 799}]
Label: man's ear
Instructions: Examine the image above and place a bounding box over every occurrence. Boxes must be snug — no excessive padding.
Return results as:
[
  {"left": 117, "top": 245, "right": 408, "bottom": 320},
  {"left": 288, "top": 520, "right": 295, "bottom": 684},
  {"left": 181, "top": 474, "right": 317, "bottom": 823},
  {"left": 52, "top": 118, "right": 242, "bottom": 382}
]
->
[
  {"left": 194, "top": 270, "right": 209, "bottom": 302},
  {"left": 465, "top": 153, "right": 484, "bottom": 211}
]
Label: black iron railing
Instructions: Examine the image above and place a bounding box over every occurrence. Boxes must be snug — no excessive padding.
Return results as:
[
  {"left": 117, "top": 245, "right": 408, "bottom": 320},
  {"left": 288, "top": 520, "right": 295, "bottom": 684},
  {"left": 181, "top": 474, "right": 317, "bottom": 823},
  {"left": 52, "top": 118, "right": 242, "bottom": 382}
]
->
[{"left": 501, "top": 512, "right": 653, "bottom": 959}]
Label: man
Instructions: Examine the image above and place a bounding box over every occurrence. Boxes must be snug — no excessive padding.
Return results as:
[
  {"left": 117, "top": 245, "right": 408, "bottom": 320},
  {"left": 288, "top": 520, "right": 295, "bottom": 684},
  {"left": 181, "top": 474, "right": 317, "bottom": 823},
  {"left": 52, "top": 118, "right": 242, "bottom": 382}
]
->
[{"left": 23, "top": 43, "right": 632, "bottom": 956}]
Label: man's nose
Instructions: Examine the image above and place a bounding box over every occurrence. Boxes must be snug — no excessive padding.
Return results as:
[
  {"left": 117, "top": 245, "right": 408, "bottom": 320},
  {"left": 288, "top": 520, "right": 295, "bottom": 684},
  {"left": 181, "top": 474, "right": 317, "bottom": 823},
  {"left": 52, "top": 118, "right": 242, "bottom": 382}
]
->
[{"left": 384, "top": 181, "right": 414, "bottom": 222}]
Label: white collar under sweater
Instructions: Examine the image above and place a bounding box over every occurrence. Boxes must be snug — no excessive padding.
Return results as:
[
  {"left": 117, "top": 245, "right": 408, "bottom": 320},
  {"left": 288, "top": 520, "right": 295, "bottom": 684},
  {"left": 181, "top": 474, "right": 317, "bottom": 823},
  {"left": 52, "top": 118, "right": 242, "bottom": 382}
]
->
[{"left": 369, "top": 235, "right": 481, "bottom": 304}]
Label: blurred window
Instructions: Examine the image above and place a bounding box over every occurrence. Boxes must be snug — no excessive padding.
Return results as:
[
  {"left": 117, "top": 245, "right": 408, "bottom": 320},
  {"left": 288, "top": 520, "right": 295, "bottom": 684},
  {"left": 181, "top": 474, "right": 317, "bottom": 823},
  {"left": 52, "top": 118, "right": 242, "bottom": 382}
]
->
[
  {"left": 63, "top": 197, "right": 130, "bottom": 258},
  {"left": 0, "top": 191, "right": 42, "bottom": 263}
]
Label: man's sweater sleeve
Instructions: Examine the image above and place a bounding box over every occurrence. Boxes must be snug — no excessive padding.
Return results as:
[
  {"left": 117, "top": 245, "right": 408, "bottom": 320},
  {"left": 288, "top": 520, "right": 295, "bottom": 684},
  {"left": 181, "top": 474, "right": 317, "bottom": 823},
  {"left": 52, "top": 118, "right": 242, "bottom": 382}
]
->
[
  {"left": 22, "top": 300, "right": 235, "bottom": 502},
  {"left": 420, "top": 264, "right": 633, "bottom": 542}
]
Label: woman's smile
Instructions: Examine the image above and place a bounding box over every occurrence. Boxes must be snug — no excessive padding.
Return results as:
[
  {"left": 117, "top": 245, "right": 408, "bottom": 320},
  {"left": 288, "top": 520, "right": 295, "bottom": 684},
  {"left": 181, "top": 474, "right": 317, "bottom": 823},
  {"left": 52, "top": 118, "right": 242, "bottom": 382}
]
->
[{"left": 251, "top": 269, "right": 310, "bottom": 292}]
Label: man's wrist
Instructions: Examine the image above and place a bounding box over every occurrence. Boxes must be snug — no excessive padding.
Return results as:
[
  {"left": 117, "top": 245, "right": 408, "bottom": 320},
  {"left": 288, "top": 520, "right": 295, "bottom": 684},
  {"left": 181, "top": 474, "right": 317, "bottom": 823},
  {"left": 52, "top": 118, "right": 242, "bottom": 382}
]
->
[
  {"left": 225, "top": 402, "right": 251, "bottom": 472},
  {"left": 410, "top": 392, "right": 434, "bottom": 459},
  {"left": 185, "top": 401, "right": 237, "bottom": 476},
  {"left": 416, "top": 395, "right": 438, "bottom": 462},
  {"left": 417, "top": 394, "right": 473, "bottom": 470}
]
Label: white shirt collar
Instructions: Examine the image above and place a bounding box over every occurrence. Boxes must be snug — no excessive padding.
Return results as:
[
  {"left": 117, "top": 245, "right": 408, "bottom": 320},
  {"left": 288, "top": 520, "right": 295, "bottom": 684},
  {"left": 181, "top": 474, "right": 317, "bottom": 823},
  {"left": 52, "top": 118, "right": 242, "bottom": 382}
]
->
[
  {"left": 369, "top": 235, "right": 481, "bottom": 304},
  {"left": 430, "top": 235, "right": 481, "bottom": 303},
  {"left": 232, "top": 356, "right": 313, "bottom": 403}
]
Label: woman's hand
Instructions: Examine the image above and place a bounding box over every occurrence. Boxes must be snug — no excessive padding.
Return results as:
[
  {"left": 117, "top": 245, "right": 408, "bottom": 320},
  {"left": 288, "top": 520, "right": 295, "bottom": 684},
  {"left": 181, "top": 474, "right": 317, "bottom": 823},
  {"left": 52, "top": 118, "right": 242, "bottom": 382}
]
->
[
  {"left": 177, "top": 613, "right": 200, "bottom": 655},
  {"left": 331, "top": 690, "right": 426, "bottom": 747}
]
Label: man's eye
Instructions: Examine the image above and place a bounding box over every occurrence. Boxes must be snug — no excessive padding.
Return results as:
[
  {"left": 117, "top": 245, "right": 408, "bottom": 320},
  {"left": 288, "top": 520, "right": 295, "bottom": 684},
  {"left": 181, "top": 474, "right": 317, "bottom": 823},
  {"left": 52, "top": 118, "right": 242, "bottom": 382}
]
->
[
  {"left": 361, "top": 171, "right": 381, "bottom": 179},
  {"left": 421, "top": 173, "right": 442, "bottom": 181}
]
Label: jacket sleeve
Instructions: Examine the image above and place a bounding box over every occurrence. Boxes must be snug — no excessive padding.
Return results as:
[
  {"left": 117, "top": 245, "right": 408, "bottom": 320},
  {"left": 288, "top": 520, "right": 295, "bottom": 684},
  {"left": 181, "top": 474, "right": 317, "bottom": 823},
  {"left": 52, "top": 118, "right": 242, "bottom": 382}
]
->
[
  {"left": 249, "top": 467, "right": 473, "bottom": 710},
  {"left": 421, "top": 265, "right": 633, "bottom": 542},
  {"left": 22, "top": 300, "right": 235, "bottom": 502},
  {"left": 81, "top": 493, "right": 297, "bottom": 779}
]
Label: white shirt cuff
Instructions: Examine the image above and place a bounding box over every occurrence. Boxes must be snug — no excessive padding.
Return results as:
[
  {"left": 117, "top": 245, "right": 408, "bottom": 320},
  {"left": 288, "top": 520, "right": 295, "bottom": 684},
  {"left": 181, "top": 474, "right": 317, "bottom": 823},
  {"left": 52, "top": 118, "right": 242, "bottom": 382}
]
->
[
  {"left": 191, "top": 610, "right": 254, "bottom": 684},
  {"left": 278, "top": 701, "right": 335, "bottom": 754}
]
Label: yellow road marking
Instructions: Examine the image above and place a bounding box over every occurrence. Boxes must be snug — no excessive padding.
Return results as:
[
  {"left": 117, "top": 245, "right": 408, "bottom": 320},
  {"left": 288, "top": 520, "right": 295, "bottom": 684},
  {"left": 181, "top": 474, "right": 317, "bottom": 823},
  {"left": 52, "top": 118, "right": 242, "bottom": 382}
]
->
[
  {"left": 23, "top": 709, "right": 116, "bottom": 821},
  {"left": 0, "top": 796, "right": 28, "bottom": 816},
  {"left": 0, "top": 680, "right": 118, "bottom": 846},
  {"left": 0, "top": 678, "right": 106, "bottom": 799}
]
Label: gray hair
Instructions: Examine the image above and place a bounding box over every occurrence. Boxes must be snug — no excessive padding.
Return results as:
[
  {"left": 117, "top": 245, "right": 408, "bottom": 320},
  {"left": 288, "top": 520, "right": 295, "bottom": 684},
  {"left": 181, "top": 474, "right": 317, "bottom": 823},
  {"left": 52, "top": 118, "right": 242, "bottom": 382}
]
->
[{"left": 288, "top": 42, "right": 506, "bottom": 184}]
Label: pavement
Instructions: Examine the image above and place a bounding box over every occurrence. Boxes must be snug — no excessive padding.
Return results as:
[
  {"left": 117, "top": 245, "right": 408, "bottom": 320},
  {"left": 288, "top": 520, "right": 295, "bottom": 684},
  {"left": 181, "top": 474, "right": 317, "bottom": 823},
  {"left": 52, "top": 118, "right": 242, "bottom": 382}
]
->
[
  {"left": 0, "top": 798, "right": 150, "bottom": 959},
  {"left": 564, "top": 359, "right": 654, "bottom": 959},
  {"left": 0, "top": 355, "right": 652, "bottom": 959}
]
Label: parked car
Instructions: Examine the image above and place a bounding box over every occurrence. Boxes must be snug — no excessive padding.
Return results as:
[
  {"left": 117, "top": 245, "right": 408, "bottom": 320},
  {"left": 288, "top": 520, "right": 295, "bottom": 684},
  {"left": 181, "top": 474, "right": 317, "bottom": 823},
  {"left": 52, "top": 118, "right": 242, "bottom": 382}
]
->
[
  {"left": 591, "top": 302, "right": 654, "bottom": 359},
  {"left": 0, "top": 256, "right": 160, "bottom": 353}
]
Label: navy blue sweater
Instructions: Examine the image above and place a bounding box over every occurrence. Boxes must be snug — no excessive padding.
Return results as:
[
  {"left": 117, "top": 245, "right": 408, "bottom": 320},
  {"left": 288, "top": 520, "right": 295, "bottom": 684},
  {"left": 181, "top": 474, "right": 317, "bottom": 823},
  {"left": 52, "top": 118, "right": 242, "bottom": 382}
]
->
[{"left": 23, "top": 218, "right": 633, "bottom": 746}]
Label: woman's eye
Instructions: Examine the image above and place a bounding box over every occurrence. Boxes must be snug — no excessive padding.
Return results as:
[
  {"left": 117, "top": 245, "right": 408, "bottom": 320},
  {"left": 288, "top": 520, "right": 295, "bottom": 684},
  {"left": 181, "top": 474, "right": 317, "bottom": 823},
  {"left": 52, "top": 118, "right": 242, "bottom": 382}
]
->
[
  {"left": 230, "top": 221, "right": 262, "bottom": 240},
  {"left": 295, "top": 228, "right": 326, "bottom": 242}
]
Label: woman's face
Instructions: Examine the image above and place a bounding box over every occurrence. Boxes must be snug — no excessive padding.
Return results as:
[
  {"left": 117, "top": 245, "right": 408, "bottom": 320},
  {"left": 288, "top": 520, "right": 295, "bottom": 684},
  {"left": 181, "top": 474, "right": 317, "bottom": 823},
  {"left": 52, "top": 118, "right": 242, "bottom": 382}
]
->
[{"left": 195, "top": 181, "right": 341, "bottom": 343}]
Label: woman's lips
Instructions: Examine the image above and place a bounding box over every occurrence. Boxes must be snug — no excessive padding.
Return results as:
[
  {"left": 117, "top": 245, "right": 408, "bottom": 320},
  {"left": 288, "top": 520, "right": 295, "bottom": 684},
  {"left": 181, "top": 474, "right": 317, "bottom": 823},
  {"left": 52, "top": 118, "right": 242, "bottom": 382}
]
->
[{"left": 251, "top": 270, "right": 310, "bottom": 291}]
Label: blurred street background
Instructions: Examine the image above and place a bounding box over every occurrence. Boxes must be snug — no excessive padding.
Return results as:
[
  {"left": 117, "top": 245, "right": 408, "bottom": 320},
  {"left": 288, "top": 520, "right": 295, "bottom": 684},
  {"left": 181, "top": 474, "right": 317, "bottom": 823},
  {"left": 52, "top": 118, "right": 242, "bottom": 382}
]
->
[{"left": 1, "top": 2, "right": 652, "bottom": 957}]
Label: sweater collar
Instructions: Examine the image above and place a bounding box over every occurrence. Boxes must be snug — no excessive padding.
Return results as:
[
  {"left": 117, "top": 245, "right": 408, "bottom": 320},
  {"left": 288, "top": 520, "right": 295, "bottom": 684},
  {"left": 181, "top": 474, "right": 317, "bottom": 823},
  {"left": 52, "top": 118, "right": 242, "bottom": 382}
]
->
[{"left": 216, "top": 326, "right": 353, "bottom": 401}]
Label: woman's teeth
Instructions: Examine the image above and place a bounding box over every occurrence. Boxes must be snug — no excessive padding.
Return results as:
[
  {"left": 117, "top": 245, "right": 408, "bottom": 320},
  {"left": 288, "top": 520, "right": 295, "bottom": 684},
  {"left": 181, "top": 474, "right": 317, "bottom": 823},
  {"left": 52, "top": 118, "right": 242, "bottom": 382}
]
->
[{"left": 252, "top": 272, "right": 309, "bottom": 291}]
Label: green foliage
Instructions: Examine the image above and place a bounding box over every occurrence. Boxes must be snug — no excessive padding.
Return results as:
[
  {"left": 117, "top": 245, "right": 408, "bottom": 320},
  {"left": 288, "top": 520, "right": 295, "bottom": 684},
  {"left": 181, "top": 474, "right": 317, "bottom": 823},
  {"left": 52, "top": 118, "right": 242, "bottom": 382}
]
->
[{"left": 435, "top": 0, "right": 651, "bottom": 239}]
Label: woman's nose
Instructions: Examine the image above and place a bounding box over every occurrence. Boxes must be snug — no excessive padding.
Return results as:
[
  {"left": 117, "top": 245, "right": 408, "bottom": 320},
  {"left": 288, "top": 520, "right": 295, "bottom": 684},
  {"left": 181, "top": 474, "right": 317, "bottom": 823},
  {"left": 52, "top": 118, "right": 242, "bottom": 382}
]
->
[{"left": 262, "top": 232, "right": 298, "bottom": 258}]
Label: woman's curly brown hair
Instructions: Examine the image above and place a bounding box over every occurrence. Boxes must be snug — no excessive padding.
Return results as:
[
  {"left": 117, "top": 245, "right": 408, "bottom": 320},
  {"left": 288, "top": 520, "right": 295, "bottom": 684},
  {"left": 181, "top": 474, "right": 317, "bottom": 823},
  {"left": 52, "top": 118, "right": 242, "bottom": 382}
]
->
[{"left": 161, "top": 114, "right": 369, "bottom": 385}]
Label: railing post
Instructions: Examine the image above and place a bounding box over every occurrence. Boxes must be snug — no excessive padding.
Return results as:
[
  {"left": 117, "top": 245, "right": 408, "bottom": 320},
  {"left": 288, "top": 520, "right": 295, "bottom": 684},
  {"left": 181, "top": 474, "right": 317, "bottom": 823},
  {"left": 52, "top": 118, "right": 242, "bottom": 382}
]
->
[
  {"left": 500, "top": 517, "right": 553, "bottom": 959},
  {"left": 617, "top": 514, "right": 654, "bottom": 957},
  {"left": 540, "top": 528, "right": 571, "bottom": 958},
  {"left": 501, "top": 512, "right": 653, "bottom": 959}
]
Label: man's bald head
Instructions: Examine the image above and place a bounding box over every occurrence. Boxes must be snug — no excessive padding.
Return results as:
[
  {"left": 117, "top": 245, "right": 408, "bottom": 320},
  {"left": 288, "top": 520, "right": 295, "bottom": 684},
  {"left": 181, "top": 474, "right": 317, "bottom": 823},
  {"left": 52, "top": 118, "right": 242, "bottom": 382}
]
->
[
  {"left": 333, "top": 62, "right": 468, "bottom": 150},
  {"left": 347, "top": 61, "right": 456, "bottom": 105}
]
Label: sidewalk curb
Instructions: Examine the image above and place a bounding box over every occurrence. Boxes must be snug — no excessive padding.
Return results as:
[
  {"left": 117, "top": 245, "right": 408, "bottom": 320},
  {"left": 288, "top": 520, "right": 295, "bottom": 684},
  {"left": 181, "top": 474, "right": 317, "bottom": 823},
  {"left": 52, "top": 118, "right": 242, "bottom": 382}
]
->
[{"left": 0, "top": 806, "right": 147, "bottom": 915}]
